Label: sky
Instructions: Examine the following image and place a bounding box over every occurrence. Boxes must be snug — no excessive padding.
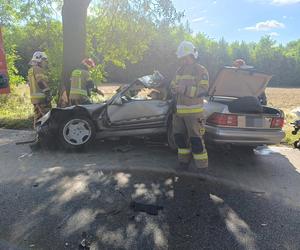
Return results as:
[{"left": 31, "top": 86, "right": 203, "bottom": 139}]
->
[{"left": 172, "top": 0, "right": 300, "bottom": 44}]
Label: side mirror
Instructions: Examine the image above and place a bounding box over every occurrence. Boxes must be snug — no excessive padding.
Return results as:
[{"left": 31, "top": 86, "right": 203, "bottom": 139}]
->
[{"left": 113, "top": 96, "right": 123, "bottom": 105}]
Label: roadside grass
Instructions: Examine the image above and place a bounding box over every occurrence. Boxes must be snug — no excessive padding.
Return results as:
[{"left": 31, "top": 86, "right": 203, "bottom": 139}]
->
[
  {"left": 266, "top": 87, "right": 300, "bottom": 146},
  {"left": 0, "top": 85, "right": 33, "bottom": 129},
  {"left": 284, "top": 113, "right": 299, "bottom": 145},
  {"left": 0, "top": 84, "right": 110, "bottom": 130},
  {"left": 1, "top": 85, "right": 300, "bottom": 146}
]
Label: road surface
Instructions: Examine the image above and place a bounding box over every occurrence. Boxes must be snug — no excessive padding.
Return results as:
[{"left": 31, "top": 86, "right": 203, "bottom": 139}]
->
[{"left": 0, "top": 129, "right": 300, "bottom": 249}]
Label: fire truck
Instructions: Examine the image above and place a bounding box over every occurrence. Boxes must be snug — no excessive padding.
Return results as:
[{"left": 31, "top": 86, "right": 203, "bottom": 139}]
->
[{"left": 0, "top": 27, "right": 10, "bottom": 94}]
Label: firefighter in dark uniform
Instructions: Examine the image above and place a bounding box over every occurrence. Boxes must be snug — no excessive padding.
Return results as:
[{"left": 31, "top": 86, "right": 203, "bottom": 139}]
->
[
  {"left": 171, "top": 41, "right": 209, "bottom": 169},
  {"left": 28, "top": 51, "right": 51, "bottom": 128}
]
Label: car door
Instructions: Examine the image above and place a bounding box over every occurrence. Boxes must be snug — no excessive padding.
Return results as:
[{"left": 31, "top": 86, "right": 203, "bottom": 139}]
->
[
  {"left": 107, "top": 99, "right": 171, "bottom": 128},
  {"left": 106, "top": 82, "right": 171, "bottom": 128}
]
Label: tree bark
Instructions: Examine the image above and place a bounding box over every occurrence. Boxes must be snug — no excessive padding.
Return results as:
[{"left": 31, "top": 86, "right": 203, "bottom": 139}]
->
[{"left": 59, "top": 0, "right": 91, "bottom": 106}]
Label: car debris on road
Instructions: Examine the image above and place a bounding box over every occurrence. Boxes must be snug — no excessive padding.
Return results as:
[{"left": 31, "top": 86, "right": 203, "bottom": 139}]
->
[{"left": 130, "top": 201, "right": 164, "bottom": 216}]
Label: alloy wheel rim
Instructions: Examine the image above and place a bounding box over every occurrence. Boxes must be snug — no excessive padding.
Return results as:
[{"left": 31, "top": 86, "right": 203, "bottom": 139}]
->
[{"left": 63, "top": 119, "right": 92, "bottom": 146}]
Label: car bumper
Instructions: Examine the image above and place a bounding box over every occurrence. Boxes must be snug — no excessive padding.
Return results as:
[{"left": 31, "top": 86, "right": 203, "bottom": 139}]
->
[{"left": 205, "top": 125, "right": 285, "bottom": 146}]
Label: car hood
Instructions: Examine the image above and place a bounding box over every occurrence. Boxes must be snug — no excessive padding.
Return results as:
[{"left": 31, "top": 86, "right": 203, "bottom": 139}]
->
[
  {"left": 209, "top": 67, "right": 272, "bottom": 98},
  {"left": 37, "top": 103, "right": 106, "bottom": 126}
]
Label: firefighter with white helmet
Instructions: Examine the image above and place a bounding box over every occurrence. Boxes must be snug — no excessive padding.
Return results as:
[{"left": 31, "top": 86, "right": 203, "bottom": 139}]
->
[
  {"left": 171, "top": 41, "right": 209, "bottom": 169},
  {"left": 69, "top": 58, "right": 104, "bottom": 105},
  {"left": 28, "top": 51, "right": 51, "bottom": 128}
]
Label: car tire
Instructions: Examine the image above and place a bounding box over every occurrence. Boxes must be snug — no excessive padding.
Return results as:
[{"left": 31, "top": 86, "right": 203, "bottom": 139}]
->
[
  {"left": 294, "top": 140, "right": 300, "bottom": 149},
  {"left": 58, "top": 115, "right": 96, "bottom": 150}
]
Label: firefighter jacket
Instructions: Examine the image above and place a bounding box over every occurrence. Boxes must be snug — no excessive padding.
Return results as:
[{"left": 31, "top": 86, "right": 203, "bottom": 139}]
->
[
  {"left": 28, "top": 65, "right": 49, "bottom": 104},
  {"left": 69, "top": 69, "right": 92, "bottom": 100},
  {"left": 171, "top": 63, "right": 209, "bottom": 115}
]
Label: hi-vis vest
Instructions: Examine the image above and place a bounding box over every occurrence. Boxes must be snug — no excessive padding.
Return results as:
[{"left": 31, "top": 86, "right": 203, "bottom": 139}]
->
[
  {"left": 69, "top": 69, "right": 91, "bottom": 99},
  {"left": 28, "top": 66, "right": 48, "bottom": 104},
  {"left": 171, "top": 63, "right": 209, "bottom": 115}
]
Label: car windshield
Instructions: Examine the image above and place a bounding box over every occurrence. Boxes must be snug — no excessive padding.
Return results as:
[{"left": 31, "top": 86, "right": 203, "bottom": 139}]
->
[{"left": 109, "top": 74, "right": 169, "bottom": 103}]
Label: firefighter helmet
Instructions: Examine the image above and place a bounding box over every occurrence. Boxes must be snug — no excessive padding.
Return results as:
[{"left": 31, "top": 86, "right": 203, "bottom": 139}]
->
[
  {"left": 30, "top": 51, "right": 48, "bottom": 64},
  {"left": 176, "top": 41, "right": 198, "bottom": 59},
  {"left": 81, "top": 58, "right": 96, "bottom": 69}
]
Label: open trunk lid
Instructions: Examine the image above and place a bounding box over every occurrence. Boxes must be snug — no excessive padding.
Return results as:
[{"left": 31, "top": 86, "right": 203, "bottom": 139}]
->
[{"left": 209, "top": 67, "right": 272, "bottom": 98}]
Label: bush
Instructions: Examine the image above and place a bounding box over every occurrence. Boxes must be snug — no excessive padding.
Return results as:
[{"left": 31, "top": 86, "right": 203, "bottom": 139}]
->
[{"left": 0, "top": 85, "right": 33, "bottom": 129}]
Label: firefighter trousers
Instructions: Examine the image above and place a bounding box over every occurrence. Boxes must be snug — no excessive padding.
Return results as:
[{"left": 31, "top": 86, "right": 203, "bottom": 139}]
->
[{"left": 172, "top": 114, "right": 208, "bottom": 167}]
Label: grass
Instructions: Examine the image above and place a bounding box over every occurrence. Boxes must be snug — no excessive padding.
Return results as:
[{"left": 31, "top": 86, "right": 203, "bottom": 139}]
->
[
  {"left": 266, "top": 87, "right": 300, "bottom": 146},
  {"left": 283, "top": 113, "right": 299, "bottom": 146},
  {"left": 0, "top": 84, "right": 110, "bottom": 130},
  {"left": 1, "top": 85, "right": 300, "bottom": 146},
  {"left": 0, "top": 85, "right": 33, "bottom": 129}
]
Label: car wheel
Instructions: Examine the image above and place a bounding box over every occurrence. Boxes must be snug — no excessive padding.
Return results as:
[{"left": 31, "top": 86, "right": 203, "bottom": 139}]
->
[
  {"left": 58, "top": 115, "right": 96, "bottom": 150},
  {"left": 294, "top": 140, "right": 300, "bottom": 149},
  {"left": 167, "top": 122, "right": 177, "bottom": 152}
]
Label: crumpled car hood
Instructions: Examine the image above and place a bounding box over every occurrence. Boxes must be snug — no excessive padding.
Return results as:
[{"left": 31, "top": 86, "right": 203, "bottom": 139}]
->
[{"left": 209, "top": 67, "right": 272, "bottom": 98}]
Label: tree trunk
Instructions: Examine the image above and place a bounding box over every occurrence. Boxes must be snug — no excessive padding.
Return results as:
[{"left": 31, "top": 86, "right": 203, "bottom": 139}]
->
[{"left": 59, "top": 0, "right": 91, "bottom": 106}]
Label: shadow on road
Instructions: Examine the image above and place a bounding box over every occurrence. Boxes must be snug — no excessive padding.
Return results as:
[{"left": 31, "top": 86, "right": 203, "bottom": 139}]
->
[{"left": 1, "top": 136, "right": 300, "bottom": 249}]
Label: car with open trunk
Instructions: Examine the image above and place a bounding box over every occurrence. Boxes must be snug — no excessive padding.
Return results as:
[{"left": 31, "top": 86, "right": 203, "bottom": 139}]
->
[{"left": 36, "top": 67, "right": 285, "bottom": 151}]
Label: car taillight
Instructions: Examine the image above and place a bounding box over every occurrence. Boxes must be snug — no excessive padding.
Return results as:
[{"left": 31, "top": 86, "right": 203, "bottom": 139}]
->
[
  {"left": 271, "top": 117, "right": 284, "bottom": 128},
  {"left": 207, "top": 113, "right": 238, "bottom": 127}
]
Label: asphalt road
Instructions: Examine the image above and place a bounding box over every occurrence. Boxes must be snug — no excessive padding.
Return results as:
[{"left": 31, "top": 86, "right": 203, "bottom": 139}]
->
[{"left": 0, "top": 129, "right": 300, "bottom": 250}]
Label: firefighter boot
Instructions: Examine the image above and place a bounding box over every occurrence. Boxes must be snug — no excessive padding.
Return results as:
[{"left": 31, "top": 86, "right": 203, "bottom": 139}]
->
[{"left": 193, "top": 158, "right": 208, "bottom": 169}]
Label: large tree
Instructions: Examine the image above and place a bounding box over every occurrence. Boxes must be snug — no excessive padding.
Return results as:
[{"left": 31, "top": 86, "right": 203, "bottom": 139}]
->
[{"left": 61, "top": 0, "right": 91, "bottom": 97}]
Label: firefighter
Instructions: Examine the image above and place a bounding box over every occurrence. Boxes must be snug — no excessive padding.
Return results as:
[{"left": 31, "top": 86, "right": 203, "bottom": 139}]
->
[
  {"left": 171, "top": 41, "right": 209, "bottom": 169},
  {"left": 233, "top": 58, "right": 267, "bottom": 105},
  {"left": 69, "top": 58, "right": 104, "bottom": 105},
  {"left": 28, "top": 51, "right": 52, "bottom": 128},
  {"left": 233, "top": 58, "right": 246, "bottom": 68}
]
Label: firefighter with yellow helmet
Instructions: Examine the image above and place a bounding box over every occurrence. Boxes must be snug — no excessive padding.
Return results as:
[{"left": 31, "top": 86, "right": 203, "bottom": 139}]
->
[
  {"left": 171, "top": 41, "right": 209, "bottom": 169},
  {"left": 69, "top": 58, "right": 104, "bottom": 106},
  {"left": 28, "top": 51, "right": 52, "bottom": 128}
]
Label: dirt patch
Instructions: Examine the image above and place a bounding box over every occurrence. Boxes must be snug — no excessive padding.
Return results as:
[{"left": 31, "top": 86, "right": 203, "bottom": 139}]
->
[
  {"left": 266, "top": 87, "right": 300, "bottom": 111},
  {"left": 99, "top": 83, "right": 122, "bottom": 95}
]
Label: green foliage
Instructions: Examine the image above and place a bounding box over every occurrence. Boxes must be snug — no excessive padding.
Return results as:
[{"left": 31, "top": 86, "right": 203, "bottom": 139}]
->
[
  {"left": 0, "top": 0, "right": 62, "bottom": 26},
  {"left": 2, "top": 27, "right": 25, "bottom": 88},
  {"left": 91, "top": 64, "right": 106, "bottom": 84},
  {"left": 87, "top": 0, "right": 183, "bottom": 82},
  {"left": 0, "top": 85, "right": 33, "bottom": 129},
  {"left": 3, "top": 20, "right": 63, "bottom": 94},
  {"left": 1, "top": 0, "right": 300, "bottom": 135},
  {"left": 4, "top": 45, "right": 25, "bottom": 87},
  {"left": 284, "top": 113, "right": 300, "bottom": 146},
  {"left": 4, "top": 0, "right": 299, "bottom": 88}
]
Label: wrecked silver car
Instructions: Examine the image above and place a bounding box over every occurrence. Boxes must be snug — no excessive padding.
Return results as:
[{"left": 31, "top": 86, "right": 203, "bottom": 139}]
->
[{"left": 36, "top": 67, "right": 285, "bottom": 150}]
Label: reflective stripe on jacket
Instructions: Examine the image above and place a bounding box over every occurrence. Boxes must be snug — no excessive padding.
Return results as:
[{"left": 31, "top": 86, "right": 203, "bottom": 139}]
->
[
  {"left": 69, "top": 69, "right": 92, "bottom": 98},
  {"left": 28, "top": 66, "right": 47, "bottom": 104},
  {"left": 172, "top": 63, "right": 209, "bottom": 115},
  {"left": 176, "top": 104, "right": 204, "bottom": 115}
]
